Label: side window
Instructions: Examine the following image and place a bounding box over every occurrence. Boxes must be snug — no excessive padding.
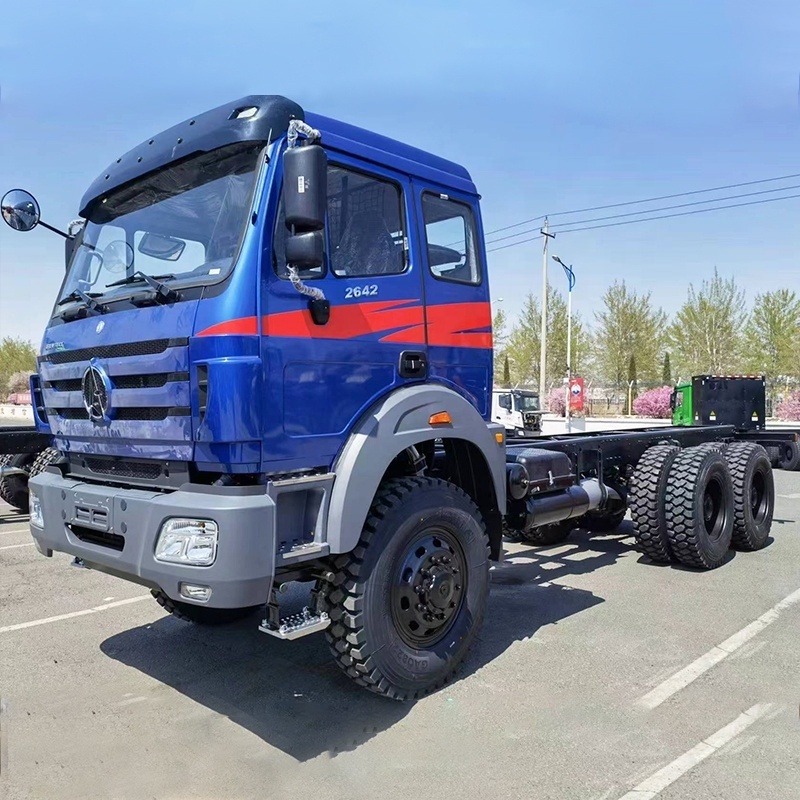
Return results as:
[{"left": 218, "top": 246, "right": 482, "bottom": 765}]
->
[
  {"left": 498, "top": 394, "right": 512, "bottom": 410},
  {"left": 327, "top": 165, "right": 406, "bottom": 277},
  {"left": 422, "top": 193, "right": 481, "bottom": 285},
  {"left": 273, "top": 164, "right": 406, "bottom": 279}
]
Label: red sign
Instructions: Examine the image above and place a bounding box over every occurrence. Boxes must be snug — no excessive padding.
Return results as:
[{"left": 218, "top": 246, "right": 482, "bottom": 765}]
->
[{"left": 569, "top": 377, "right": 584, "bottom": 411}]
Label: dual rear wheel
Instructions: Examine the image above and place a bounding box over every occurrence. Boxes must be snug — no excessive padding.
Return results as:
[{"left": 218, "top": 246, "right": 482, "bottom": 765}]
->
[{"left": 630, "top": 442, "right": 773, "bottom": 569}]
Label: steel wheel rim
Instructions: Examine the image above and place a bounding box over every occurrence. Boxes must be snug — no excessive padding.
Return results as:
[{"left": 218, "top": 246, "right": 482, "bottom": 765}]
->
[
  {"left": 702, "top": 475, "right": 727, "bottom": 541},
  {"left": 750, "top": 468, "right": 768, "bottom": 524},
  {"left": 391, "top": 527, "right": 467, "bottom": 649}
]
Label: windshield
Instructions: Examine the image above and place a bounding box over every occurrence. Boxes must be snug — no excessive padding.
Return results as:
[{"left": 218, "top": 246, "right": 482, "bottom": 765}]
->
[
  {"left": 58, "top": 142, "right": 263, "bottom": 306},
  {"left": 514, "top": 393, "right": 540, "bottom": 412}
]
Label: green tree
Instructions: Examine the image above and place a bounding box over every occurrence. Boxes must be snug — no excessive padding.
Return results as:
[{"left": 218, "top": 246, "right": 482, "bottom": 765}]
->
[
  {"left": 662, "top": 352, "right": 672, "bottom": 386},
  {"left": 668, "top": 268, "right": 747, "bottom": 379},
  {"left": 492, "top": 306, "right": 508, "bottom": 385},
  {"left": 502, "top": 355, "right": 511, "bottom": 387},
  {"left": 504, "top": 286, "right": 586, "bottom": 390},
  {"left": 592, "top": 281, "right": 667, "bottom": 391},
  {"left": 742, "top": 289, "right": 800, "bottom": 400},
  {"left": 505, "top": 293, "right": 540, "bottom": 386},
  {"left": 0, "top": 338, "right": 37, "bottom": 398}
]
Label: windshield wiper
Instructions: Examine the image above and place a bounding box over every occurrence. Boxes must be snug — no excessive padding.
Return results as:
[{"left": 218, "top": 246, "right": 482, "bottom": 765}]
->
[
  {"left": 106, "top": 271, "right": 179, "bottom": 303},
  {"left": 56, "top": 289, "right": 107, "bottom": 316}
]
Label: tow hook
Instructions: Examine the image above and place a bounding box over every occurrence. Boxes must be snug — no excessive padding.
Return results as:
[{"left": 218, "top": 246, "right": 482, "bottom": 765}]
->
[{"left": 71, "top": 556, "right": 87, "bottom": 568}]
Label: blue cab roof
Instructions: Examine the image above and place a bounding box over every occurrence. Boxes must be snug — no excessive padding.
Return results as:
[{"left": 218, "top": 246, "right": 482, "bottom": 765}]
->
[{"left": 80, "top": 95, "right": 477, "bottom": 216}]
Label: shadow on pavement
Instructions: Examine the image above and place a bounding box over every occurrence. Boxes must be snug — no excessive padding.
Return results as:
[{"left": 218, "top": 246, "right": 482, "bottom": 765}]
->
[{"left": 100, "top": 529, "right": 622, "bottom": 762}]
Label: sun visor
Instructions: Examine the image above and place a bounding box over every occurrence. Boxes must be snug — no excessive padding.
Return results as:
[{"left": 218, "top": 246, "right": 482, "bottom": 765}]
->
[{"left": 79, "top": 95, "right": 304, "bottom": 218}]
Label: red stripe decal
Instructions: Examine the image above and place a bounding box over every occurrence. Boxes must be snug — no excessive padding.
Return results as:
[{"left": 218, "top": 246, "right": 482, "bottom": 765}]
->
[
  {"left": 196, "top": 300, "right": 492, "bottom": 349},
  {"left": 426, "top": 302, "right": 492, "bottom": 349},
  {"left": 197, "top": 317, "right": 258, "bottom": 336},
  {"left": 263, "top": 299, "right": 424, "bottom": 340}
]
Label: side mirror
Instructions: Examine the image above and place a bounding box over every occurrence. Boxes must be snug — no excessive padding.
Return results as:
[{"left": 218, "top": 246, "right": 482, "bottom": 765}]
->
[
  {"left": 283, "top": 144, "right": 327, "bottom": 233},
  {"left": 285, "top": 231, "right": 324, "bottom": 268},
  {"left": 1, "top": 189, "right": 41, "bottom": 232}
]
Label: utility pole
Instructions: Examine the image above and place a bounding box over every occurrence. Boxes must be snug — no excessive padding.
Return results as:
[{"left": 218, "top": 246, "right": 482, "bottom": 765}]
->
[
  {"left": 539, "top": 219, "right": 555, "bottom": 400},
  {"left": 553, "top": 255, "right": 575, "bottom": 433}
]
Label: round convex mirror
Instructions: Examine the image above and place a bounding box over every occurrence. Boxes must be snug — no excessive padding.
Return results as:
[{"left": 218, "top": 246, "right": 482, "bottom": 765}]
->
[{"left": 1, "top": 189, "right": 41, "bottom": 232}]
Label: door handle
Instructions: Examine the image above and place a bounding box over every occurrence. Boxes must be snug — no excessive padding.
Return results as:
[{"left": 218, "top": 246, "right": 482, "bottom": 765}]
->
[{"left": 399, "top": 350, "right": 427, "bottom": 379}]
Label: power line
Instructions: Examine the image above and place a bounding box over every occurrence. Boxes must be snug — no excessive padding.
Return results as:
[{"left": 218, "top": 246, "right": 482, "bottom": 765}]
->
[
  {"left": 481, "top": 171, "right": 800, "bottom": 238},
  {"left": 549, "top": 183, "right": 800, "bottom": 229},
  {"left": 485, "top": 192, "right": 800, "bottom": 253},
  {"left": 485, "top": 182, "right": 800, "bottom": 245}
]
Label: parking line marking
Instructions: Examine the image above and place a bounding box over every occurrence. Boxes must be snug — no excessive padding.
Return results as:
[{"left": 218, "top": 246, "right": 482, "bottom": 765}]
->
[
  {"left": 0, "top": 595, "right": 151, "bottom": 634},
  {"left": 0, "top": 528, "right": 30, "bottom": 536},
  {"left": 638, "top": 587, "right": 800, "bottom": 710},
  {"left": 618, "top": 704, "right": 774, "bottom": 800},
  {"left": 0, "top": 542, "right": 34, "bottom": 551},
  {"left": 777, "top": 493, "right": 800, "bottom": 499}
]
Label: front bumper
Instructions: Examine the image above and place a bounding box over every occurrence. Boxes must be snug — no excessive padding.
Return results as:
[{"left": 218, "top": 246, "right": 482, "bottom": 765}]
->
[{"left": 29, "top": 471, "right": 276, "bottom": 608}]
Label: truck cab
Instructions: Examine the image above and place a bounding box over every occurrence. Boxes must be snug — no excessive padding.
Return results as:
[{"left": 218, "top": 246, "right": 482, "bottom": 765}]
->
[
  {"left": 671, "top": 382, "right": 693, "bottom": 426},
  {"left": 2, "top": 95, "right": 508, "bottom": 698},
  {"left": 492, "top": 388, "right": 542, "bottom": 436}
]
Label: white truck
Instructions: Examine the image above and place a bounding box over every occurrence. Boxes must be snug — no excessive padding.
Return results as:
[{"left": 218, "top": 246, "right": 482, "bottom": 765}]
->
[{"left": 491, "top": 389, "right": 543, "bottom": 437}]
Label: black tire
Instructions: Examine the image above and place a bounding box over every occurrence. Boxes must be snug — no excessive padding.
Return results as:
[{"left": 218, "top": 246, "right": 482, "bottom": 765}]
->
[
  {"left": 151, "top": 590, "right": 261, "bottom": 625},
  {"left": 580, "top": 507, "right": 627, "bottom": 533},
  {"left": 517, "top": 519, "right": 574, "bottom": 545},
  {"left": 777, "top": 441, "right": 800, "bottom": 471},
  {"left": 28, "top": 447, "right": 64, "bottom": 478},
  {"left": 724, "top": 443, "right": 774, "bottom": 551},
  {"left": 326, "top": 477, "right": 489, "bottom": 701},
  {"left": 629, "top": 445, "right": 680, "bottom": 564},
  {"left": 0, "top": 452, "right": 36, "bottom": 511},
  {"left": 665, "top": 447, "right": 734, "bottom": 569}
]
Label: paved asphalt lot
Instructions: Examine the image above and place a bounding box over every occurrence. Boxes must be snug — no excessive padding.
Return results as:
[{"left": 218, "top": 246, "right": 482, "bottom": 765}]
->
[{"left": 1, "top": 470, "right": 799, "bottom": 800}]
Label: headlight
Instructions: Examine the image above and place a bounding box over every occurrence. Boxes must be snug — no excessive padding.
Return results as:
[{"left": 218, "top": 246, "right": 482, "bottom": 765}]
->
[
  {"left": 30, "top": 491, "right": 43, "bottom": 528},
  {"left": 154, "top": 519, "right": 218, "bottom": 566}
]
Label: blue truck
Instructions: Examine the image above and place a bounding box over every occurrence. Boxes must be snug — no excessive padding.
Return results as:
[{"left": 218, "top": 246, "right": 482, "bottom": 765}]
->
[{"left": 1, "top": 95, "right": 792, "bottom": 699}]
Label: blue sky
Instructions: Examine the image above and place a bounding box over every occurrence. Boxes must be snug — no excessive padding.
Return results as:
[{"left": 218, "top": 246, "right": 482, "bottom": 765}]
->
[{"left": 1, "top": 0, "right": 798, "bottom": 345}]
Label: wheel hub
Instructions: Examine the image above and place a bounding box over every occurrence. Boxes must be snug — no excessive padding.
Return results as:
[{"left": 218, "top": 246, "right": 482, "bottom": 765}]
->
[{"left": 392, "top": 530, "right": 467, "bottom": 648}]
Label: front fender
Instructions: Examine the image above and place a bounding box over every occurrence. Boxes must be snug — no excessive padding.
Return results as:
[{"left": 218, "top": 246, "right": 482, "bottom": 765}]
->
[{"left": 326, "top": 385, "right": 507, "bottom": 554}]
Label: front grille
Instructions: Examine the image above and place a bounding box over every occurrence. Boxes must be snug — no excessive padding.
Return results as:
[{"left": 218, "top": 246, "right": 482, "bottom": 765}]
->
[
  {"left": 113, "top": 372, "right": 189, "bottom": 389},
  {"left": 69, "top": 524, "right": 125, "bottom": 551},
  {"left": 47, "top": 371, "right": 189, "bottom": 392},
  {"left": 52, "top": 406, "right": 190, "bottom": 421},
  {"left": 47, "top": 378, "right": 83, "bottom": 392},
  {"left": 41, "top": 337, "right": 188, "bottom": 364},
  {"left": 83, "top": 457, "right": 162, "bottom": 480}
]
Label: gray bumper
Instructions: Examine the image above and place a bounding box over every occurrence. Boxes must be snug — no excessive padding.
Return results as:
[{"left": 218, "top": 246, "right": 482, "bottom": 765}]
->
[{"left": 28, "top": 471, "right": 276, "bottom": 609}]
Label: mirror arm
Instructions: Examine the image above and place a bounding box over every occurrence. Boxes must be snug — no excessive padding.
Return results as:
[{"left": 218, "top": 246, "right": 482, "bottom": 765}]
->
[{"left": 37, "top": 219, "right": 71, "bottom": 239}]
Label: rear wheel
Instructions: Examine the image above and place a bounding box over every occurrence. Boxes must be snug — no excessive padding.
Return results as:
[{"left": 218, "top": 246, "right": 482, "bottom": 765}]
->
[
  {"left": 724, "top": 443, "right": 774, "bottom": 551},
  {"left": 580, "top": 506, "right": 627, "bottom": 533},
  {"left": 0, "top": 452, "right": 36, "bottom": 511},
  {"left": 326, "top": 477, "right": 489, "bottom": 700},
  {"left": 665, "top": 447, "right": 734, "bottom": 570},
  {"left": 517, "top": 519, "right": 574, "bottom": 545},
  {"left": 151, "top": 590, "right": 261, "bottom": 625},
  {"left": 777, "top": 441, "right": 800, "bottom": 471},
  {"left": 629, "top": 445, "right": 680, "bottom": 564}
]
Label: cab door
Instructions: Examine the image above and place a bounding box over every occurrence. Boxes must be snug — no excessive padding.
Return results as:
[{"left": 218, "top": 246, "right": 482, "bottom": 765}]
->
[
  {"left": 414, "top": 185, "right": 492, "bottom": 418},
  {"left": 261, "top": 152, "right": 426, "bottom": 474}
]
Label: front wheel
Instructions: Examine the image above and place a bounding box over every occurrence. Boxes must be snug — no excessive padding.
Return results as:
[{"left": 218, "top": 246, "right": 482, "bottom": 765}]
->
[
  {"left": 326, "top": 477, "right": 489, "bottom": 701},
  {"left": 151, "top": 590, "right": 261, "bottom": 625}
]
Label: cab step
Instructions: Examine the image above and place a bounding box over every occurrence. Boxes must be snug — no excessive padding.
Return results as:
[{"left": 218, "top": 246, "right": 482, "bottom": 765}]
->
[{"left": 259, "top": 607, "right": 330, "bottom": 640}]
